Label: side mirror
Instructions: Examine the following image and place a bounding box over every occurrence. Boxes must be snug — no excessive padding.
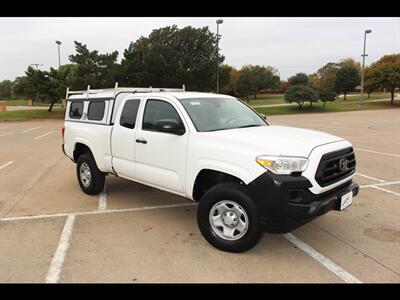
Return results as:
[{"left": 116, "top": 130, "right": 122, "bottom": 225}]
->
[
  {"left": 259, "top": 113, "right": 267, "bottom": 121},
  {"left": 156, "top": 119, "right": 185, "bottom": 135}
]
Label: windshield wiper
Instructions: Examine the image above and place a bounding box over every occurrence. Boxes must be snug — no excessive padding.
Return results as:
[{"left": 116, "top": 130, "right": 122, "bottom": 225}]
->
[
  {"left": 203, "top": 124, "right": 262, "bottom": 132},
  {"left": 236, "top": 124, "right": 262, "bottom": 129}
]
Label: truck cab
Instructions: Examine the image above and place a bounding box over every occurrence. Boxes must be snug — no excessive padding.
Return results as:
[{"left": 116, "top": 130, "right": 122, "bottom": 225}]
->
[{"left": 62, "top": 85, "right": 359, "bottom": 253}]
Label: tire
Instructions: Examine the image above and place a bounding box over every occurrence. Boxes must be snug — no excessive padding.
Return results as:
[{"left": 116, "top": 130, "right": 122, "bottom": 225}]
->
[
  {"left": 76, "top": 152, "right": 105, "bottom": 195},
  {"left": 197, "top": 182, "right": 263, "bottom": 253}
]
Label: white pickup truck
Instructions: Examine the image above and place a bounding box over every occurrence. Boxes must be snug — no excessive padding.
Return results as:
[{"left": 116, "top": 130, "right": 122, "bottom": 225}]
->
[{"left": 62, "top": 86, "right": 359, "bottom": 253}]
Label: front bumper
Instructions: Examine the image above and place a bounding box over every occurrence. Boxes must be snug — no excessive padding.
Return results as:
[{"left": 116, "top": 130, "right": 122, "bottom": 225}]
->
[{"left": 246, "top": 171, "right": 359, "bottom": 233}]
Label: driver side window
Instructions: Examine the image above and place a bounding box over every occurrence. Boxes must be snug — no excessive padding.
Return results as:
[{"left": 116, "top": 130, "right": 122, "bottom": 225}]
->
[{"left": 142, "top": 99, "right": 184, "bottom": 131}]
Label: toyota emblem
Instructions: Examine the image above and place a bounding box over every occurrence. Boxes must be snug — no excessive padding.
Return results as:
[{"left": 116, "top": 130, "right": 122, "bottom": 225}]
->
[{"left": 338, "top": 158, "right": 349, "bottom": 171}]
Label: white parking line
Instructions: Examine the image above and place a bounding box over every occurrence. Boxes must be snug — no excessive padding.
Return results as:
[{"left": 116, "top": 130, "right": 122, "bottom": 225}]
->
[
  {"left": 0, "top": 160, "right": 14, "bottom": 170},
  {"left": 34, "top": 131, "right": 54, "bottom": 140},
  {"left": 45, "top": 215, "right": 76, "bottom": 283},
  {"left": 354, "top": 147, "right": 400, "bottom": 158},
  {"left": 356, "top": 172, "right": 386, "bottom": 183},
  {"left": 283, "top": 233, "right": 362, "bottom": 283},
  {"left": 369, "top": 186, "right": 400, "bottom": 197},
  {"left": 0, "top": 202, "right": 196, "bottom": 222},
  {"left": 0, "top": 132, "right": 14, "bottom": 137},
  {"left": 360, "top": 181, "right": 400, "bottom": 188},
  {"left": 98, "top": 185, "right": 107, "bottom": 211},
  {"left": 22, "top": 126, "right": 41, "bottom": 133}
]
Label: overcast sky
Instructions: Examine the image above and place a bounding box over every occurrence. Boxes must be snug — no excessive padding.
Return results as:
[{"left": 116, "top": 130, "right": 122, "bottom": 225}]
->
[{"left": 1, "top": 17, "right": 399, "bottom": 81}]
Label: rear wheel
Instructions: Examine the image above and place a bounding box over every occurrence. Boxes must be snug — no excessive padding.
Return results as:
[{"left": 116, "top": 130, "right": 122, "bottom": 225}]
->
[
  {"left": 76, "top": 152, "right": 105, "bottom": 195},
  {"left": 197, "top": 182, "right": 263, "bottom": 253}
]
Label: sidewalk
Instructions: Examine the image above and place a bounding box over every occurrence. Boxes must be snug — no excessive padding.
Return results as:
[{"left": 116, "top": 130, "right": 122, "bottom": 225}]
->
[{"left": 5, "top": 106, "right": 53, "bottom": 111}]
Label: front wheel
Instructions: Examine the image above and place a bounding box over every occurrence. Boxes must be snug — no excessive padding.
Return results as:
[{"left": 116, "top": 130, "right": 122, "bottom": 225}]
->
[
  {"left": 76, "top": 152, "right": 105, "bottom": 195},
  {"left": 197, "top": 182, "right": 263, "bottom": 253}
]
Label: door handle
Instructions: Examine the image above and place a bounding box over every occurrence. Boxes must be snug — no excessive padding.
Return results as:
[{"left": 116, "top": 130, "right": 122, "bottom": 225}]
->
[{"left": 135, "top": 138, "right": 147, "bottom": 144}]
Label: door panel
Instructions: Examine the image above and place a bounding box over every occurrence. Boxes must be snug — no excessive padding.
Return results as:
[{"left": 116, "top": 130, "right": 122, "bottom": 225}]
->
[
  {"left": 135, "top": 98, "right": 189, "bottom": 193},
  {"left": 111, "top": 98, "right": 141, "bottom": 179}
]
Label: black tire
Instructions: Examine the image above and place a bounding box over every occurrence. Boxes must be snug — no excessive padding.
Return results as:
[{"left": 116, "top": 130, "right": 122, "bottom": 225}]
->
[
  {"left": 76, "top": 152, "right": 105, "bottom": 195},
  {"left": 197, "top": 182, "right": 263, "bottom": 253}
]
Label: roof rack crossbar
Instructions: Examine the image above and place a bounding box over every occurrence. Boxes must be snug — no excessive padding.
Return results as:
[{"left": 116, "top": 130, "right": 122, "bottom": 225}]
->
[{"left": 65, "top": 83, "right": 186, "bottom": 99}]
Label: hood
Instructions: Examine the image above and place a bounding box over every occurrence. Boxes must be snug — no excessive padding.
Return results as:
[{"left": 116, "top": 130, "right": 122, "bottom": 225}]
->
[{"left": 204, "top": 125, "right": 343, "bottom": 157}]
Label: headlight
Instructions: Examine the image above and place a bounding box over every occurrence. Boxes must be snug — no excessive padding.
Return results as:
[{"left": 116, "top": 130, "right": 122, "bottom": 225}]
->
[{"left": 256, "top": 155, "right": 308, "bottom": 175}]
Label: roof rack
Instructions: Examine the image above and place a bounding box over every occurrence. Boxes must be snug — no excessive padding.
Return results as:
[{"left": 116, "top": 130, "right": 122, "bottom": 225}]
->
[{"left": 66, "top": 82, "right": 186, "bottom": 99}]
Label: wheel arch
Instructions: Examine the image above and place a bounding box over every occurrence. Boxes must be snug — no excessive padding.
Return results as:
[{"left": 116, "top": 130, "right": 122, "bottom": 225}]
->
[
  {"left": 73, "top": 142, "right": 94, "bottom": 162},
  {"left": 192, "top": 168, "right": 248, "bottom": 202}
]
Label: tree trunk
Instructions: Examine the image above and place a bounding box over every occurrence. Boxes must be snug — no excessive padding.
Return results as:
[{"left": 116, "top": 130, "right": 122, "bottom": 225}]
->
[
  {"left": 344, "top": 93, "right": 347, "bottom": 100},
  {"left": 390, "top": 90, "right": 394, "bottom": 104},
  {"left": 298, "top": 101, "right": 303, "bottom": 110},
  {"left": 48, "top": 101, "right": 55, "bottom": 112},
  {"left": 367, "top": 92, "right": 371, "bottom": 98},
  {"left": 323, "top": 101, "right": 326, "bottom": 110},
  {"left": 310, "top": 101, "right": 313, "bottom": 107},
  {"left": 254, "top": 92, "right": 257, "bottom": 99}
]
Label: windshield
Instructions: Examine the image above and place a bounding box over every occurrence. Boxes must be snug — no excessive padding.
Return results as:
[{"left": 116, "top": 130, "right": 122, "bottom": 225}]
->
[{"left": 180, "top": 97, "right": 267, "bottom": 132}]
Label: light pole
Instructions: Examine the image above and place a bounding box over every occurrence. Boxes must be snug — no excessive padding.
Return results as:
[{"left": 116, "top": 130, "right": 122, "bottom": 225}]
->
[
  {"left": 55, "top": 40, "right": 62, "bottom": 68},
  {"left": 360, "top": 29, "right": 372, "bottom": 109},
  {"left": 216, "top": 19, "right": 223, "bottom": 93}
]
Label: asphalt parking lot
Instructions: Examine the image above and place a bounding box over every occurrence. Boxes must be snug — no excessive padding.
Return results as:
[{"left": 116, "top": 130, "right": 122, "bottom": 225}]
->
[{"left": 0, "top": 109, "right": 399, "bottom": 283}]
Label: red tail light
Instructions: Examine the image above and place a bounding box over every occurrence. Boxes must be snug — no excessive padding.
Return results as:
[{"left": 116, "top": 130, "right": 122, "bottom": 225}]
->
[{"left": 62, "top": 126, "right": 65, "bottom": 140}]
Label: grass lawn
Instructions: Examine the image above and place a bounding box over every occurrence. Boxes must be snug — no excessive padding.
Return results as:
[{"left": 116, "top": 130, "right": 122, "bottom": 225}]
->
[
  {"left": 248, "top": 94, "right": 285, "bottom": 106},
  {"left": 2, "top": 100, "right": 29, "bottom": 106},
  {"left": 254, "top": 99, "right": 400, "bottom": 116},
  {"left": 0, "top": 108, "right": 65, "bottom": 121}
]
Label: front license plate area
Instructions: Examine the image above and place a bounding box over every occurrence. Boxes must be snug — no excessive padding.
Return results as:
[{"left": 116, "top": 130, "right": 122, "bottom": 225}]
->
[{"left": 340, "top": 191, "right": 353, "bottom": 210}]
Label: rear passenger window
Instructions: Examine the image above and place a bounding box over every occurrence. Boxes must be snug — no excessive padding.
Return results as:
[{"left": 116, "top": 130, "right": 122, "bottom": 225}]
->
[
  {"left": 69, "top": 101, "right": 83, "bottom": 119},
  {"left": 120, "top": 99, "right": 140, "bottom": 129},
  {"left": 87, "top": 101, "right": 105, "bottom": 121}
]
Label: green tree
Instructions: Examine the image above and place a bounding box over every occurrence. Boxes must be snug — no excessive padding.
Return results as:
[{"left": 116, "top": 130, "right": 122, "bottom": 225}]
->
[
  {"left": 234, "top": 65, "right": 280, "bottom": 99},
  {"left": 120, "top": 25, "right": 222, "bottom": 91},
  {"left": 12, "top": 65, "right": 75, "bottom": 111},
  {"left": 219, "top": 65, "right": 239, "bottom": 96},
  {"left": 315, "top": 62, "right": 339, "bottom": 93},
  {"left": 288, "top": 73, "right": 308, "bottom": 86},
  {"left": 277, "top": 80, "right": 291, "bottom": 93},
  {"left": 307, "top": 73, "right": 320, "bottom": 89},
  {"left": 69, "top": 41, "right": 120, "bottom": 89},
  {"left": 364, "top": 66, "right": 378, "bottom": 98},
  {"left": 0, "top": 80, "right": 14, "bottom": 99},
  {"left": 13, "top": 76, "right": 36, "bottom": 100},
  {"left": 314, "top": 88, "right": 336, "bottom": 110},
  {"left": 45, "top": 65, "right": 78, "bottom": 111},
  {"left": 334, "top": 65, "right": 360, "bottom": 100},
  {"left": 284, "top": 85, "right": 319, "bottom": 110},
  {"left": 338, "top": 58, "right": 361, "bottom": 71},
  {"left": 216, "top": 64, "right": 233, "bottom": 94},
  {"left": 308, "top": 72, "right": 338, "bottom": 109},
  {"left": 364, "top": 54, "right": 400, "bottom": 104}
]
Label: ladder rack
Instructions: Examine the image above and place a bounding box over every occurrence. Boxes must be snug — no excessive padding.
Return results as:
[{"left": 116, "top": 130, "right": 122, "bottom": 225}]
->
[{"left": 66, "top": 83, "right": 186, "bottom": 99}]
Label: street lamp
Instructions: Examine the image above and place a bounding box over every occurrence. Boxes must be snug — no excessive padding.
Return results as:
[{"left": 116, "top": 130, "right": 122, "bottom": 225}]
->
[
  {"left": 55, "top": 40, "right": 62, "bottom": 68},
  {"left": 360, "top": 29, "right": 372, "bottom": 109},
  {"left": 216, "top": 19, "right": 223, "bottom": 93}
]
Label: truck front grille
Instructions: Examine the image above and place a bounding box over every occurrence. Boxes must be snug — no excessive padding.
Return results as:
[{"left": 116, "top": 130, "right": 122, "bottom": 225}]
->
[{"left": 315, "top": 147, "right": 356, "bottom": 187}]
